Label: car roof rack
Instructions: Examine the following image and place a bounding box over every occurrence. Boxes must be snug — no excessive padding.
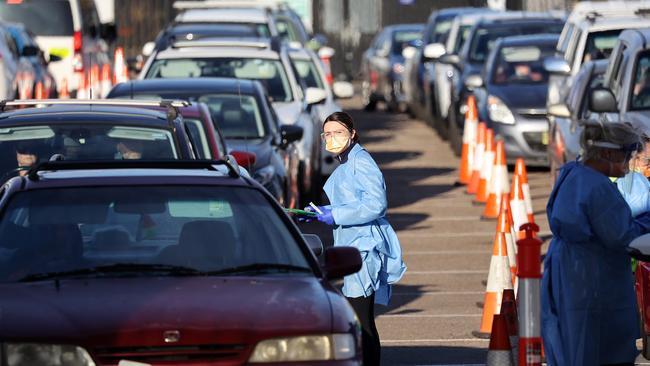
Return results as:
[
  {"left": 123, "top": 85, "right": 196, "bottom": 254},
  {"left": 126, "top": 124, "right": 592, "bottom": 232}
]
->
[
  {"left": 26, "top": 159, "right": 241, "bottom": 181},
  {"left": 172, "top": 38, "right": 270, "bottom": 49},
  {"left": 0, "top": 99, "right": 191, "bottom": 127}
]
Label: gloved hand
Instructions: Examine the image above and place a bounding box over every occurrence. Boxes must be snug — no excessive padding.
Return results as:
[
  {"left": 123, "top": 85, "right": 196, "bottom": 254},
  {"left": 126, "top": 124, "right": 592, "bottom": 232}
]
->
[
  {"left": 297, "top": 206, "right": 317, "bottom": 223},
  {"left": 316, "top": 206, "right": 335, "bottom": 225}
]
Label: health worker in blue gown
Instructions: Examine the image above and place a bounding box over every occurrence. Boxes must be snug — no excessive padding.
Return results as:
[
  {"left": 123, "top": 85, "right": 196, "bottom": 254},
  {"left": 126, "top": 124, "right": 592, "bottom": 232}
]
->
[
  {"left": 542, "top": 122, "right": 650, "bottom": 366},
  {"left": 306, "top": 111, "right": 406, "bottom": 366}
]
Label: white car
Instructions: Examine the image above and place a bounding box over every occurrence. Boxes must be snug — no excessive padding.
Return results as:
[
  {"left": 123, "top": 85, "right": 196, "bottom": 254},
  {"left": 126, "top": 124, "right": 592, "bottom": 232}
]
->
[{"left": 139, "top": 38, "right": 324, "bottom": 203}]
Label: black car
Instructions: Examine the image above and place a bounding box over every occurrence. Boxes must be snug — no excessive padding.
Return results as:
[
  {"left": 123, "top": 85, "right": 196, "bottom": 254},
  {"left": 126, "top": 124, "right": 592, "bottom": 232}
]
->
[
  {"left": 107, "top": 78, "right": 303, "bottom": 208},
  {"left": 473, "top": 34, "right": 559, "bottom": 166},
  {"left": 440, "top": 14, "right": 564, "bottom": 155},
  {"left": 0, "top": 100, "right": 197, "bottom": 182}
]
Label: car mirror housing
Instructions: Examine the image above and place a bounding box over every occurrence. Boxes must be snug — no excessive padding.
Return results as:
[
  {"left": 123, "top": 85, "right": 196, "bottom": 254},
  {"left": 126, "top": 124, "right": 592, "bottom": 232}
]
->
[
  {"left": 402, "top": 46, "right": 417, "bottom": 59},
  {"left": 464, "top": 74, "right": 483, "bottom": 90},
  {"left": 305, "top": 87, "right": 327, "bottom": 105},
  {"left": 548, "top": 103, "right": 571, "bottom": 118},
  {"left": 439, "top": 54, "right": 461, "bottom": 69},
  {"left": 628, "top": 233, "right": 650, "bottom": 261},
  {"left": 302, "top": 234, "right": 323, "bottom": 257},
  {"left": 333, "top": 81, "right": 354, "bottom": 99},
  {"left": 280, "top": 125, "right": 303, "bottom": 146},
  {"left": 544, "top": 57, "right": 571, "bottom": 75},
  {"left": 230, "top": 150, "right": 256, "bottom": 168},
  {"left": 588, "top": 87, "right": 618, "bottom": 113},
  {"left": 142, "top": 42, "right": 155, "bottom": 57},
  {"left": 323, "top": 247, "right": 362, "bottom": 279},
  {"left": 423, "top": 43, "right": 446, "bottom": 61}
]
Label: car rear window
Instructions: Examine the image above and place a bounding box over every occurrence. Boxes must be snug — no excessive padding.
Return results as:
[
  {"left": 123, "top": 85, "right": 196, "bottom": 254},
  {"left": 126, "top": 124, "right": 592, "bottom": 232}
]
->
[
  {"left": 292, "top": 58, "right": 325, "bottom": 89},
  {"left": 0, "top": 186, "right": 311, "bottom": 282},
  {"left": 0, "top": 124, "right": 177, "bottom": 181},
  {"left": 0, "top": 0, "right": 74, "bottom": 36},
  {"left": 491, "top": 44, "right": 556, "bottom": 85},
  {"left": 198, "top": 95, "right": 266, "bottom": 139},
  {"left": 146, "top": 58, "right": 293, "bottom": 103},
  {"left": 170, "top": 23, "right": 270, "bottom": 39},
  {"left": 392, "top": 29, "right": 422, "bottom": 55}
]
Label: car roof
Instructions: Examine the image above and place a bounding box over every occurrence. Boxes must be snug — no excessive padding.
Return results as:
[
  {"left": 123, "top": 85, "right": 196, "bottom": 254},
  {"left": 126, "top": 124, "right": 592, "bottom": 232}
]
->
[
  {"left": 111, "top": 78, "right": 260, "bottom": 96},
  {"left": 497, "top": 33, "right": 560, "bottom": 47},
  {"left": 0, "top": 105, "right": 176, "bottom": 129},
  {"left": 575, "top": 15, "right": 650, "bottom": 32},
  {"left": 475, "top": 12, "right": 564, "bottom": 27},
  {"left": 154, "top": 40, "right": 280, "bottom": 60},
  {"left": 567, "top": 1, "right": 650, "bottom": 23},
  {"left": 175, "top": 8, "right": 270, "bottom": 24},
  {"left": 457, "top": 11, "right": 508, "bottom": 25}
]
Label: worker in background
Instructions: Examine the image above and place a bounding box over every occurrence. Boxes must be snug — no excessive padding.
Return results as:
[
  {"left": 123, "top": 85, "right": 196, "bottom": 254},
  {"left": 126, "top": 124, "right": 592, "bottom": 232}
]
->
[
  {"left": 306, "top": 111, "right": 406, "bottom": 366},
  {"left": 542, "top": 122, "right": 650, "bottom": 365},
  {"left": 618, "top": 137, "right": 650, "bottom": 217}
]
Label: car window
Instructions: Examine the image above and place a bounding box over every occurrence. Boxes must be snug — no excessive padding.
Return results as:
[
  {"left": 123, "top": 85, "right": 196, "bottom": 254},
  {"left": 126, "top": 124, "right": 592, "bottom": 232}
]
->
[
  {"left": 0, "top": 0, "right": 74, "bottom": 36},
  {"left": 0, "top": 124, "right": 178, "bottom": 180},
  {"left": 146, "top": 58, "right": 293, "bottom": 103},
  {"left": 582, "top": 29, "right": 622, "bottom": 65},
  {"left": 429, "top": 19, "right": 452, "bottom": 44},
  {"left": 197, "top": 94, "right": 266, "bottom": 139},
  {"left": 276, "top": 17, "right": 299, "bottom": 43},
  {"left": 558, "top": 23, "right": 574, "bottom": 53},
  {"left": 292, "top": 58, "right": 325, "bottom": 89},
  {"left": 0, "top": 186, "right": 311, "bottom": 282},
  {"left": 630, "top": 51, "right": 650, "bottom": 110},
  {"left": 452, "top": 24, "right": 472, "bottom": 54},
  {"left": 184, "top": 119, "right": 212, "bottom": 159},
  {"left": 469, "top": 23, "right": 563, "bottom": 63},
  {"left": 491, "top": 44, "right": 555, "bottom": 85},
  {"left": 392, "top": 29, "right": 421, "bottom": 55}
]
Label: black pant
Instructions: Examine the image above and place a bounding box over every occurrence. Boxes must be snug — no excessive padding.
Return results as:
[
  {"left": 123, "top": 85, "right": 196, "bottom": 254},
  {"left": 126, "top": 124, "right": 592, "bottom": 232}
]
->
[{"left": 347, "top": 294, "right": 381, "bottom": 366}]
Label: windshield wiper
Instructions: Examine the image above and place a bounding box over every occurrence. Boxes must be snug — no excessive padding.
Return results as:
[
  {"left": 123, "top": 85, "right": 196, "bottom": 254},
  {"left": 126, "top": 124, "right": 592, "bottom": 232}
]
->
[
  {"left": 206, "top": 263, "right": 312, "bottom": 276},
  {"left": 18, "top": 263, "right": 202, "bottom": 282}
]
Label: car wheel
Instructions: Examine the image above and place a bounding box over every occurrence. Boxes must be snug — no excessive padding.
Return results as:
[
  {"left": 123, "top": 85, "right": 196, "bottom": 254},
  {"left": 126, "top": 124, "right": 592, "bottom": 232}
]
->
[{"left": 448, "top": 104, "right": 462, "bottom": 157}]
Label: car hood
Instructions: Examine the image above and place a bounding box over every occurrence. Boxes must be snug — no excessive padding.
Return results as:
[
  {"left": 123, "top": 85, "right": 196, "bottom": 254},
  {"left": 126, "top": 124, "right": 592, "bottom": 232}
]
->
[
  {"left": 272, "top": 101, "right": 303, "bottom": 126},
  {"left": 0, "top": 276, "right": 332, "bottom": 345},
  {"left": 227, "top": 138, "right": 273, "bottom": 169},
  {"left": 489, "top": 84, "right": 548, "bottom": 111}
]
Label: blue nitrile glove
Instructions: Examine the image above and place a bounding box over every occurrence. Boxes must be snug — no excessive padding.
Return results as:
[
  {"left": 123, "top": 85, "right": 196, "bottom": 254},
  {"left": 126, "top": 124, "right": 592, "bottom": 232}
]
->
[
  {"left": 297, "top": 206, "right": 316, "bottom": 223},
  {"left": 316, "top": 206, "right": 335, "bottom": 225}
]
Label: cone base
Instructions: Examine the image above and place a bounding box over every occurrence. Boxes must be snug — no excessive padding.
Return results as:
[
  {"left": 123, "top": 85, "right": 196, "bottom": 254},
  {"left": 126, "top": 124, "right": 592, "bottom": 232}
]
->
[
  {"left": 472, "top": 330, "right": 491, "bottom": 339},
  {"left": 481, "top": 215, "right": 497, "bottom": 221},
  {"left": 473, "top": 200, "right": 486, "bottom": 206}
]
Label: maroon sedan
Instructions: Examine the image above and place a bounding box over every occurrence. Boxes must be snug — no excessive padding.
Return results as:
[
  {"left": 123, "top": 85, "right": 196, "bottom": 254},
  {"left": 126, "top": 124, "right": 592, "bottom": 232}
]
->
[{"left": 0, "top": 160, "right": 362, "bottom": 366}]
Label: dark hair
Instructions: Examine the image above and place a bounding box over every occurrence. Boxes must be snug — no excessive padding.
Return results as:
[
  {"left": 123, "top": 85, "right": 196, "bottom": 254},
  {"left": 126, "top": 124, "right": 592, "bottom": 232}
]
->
[
  {"left": 323, "top": 111, "right": 360, "bottom": 142},
  {"left": 15, "top": 142, "right": 39, "bottom": 155}
]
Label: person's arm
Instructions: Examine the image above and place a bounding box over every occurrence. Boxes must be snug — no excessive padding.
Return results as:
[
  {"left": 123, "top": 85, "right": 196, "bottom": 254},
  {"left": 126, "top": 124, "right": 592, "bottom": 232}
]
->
[
  {"left": 590, "top": 182, "right": 643, "bottom": 251},
  {"left": 330, "top": 153, "right": 387, "bottom": 226}
]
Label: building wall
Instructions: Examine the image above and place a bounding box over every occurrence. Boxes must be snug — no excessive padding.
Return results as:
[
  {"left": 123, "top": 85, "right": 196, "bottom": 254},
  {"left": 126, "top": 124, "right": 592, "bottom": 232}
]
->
[{"left": 115, "top": 0, "right": 175, "bottom": 60}]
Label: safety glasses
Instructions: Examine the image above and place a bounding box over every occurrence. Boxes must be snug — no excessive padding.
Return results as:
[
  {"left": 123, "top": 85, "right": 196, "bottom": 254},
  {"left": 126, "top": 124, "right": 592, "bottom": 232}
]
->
[{"left": 320, "top": 130, "right": 350, "bottom": 142}]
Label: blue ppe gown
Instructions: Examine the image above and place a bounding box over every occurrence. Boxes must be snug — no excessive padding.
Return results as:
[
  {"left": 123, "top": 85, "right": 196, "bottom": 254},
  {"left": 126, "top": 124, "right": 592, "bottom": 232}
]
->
[
  {"left": 323, "top": 143, "right": 406, "bottom": 305},
  {"left": 542, "top": 161, "right": 650, "bottom": 365},
  {"left": 617, "top": 171, "right": 650, "bottom": 217}
]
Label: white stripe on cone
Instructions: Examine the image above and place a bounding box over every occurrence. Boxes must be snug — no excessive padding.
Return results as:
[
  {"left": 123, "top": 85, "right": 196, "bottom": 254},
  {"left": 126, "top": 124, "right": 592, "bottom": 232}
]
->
[
  {"left": 489, "top": 166, "right": 509, "bottom": 195},
  {"left": 522, "top": 183, "right": 533, "bottom": 217},
  {"left": 473, "top": 141, "right": 485, "bottom": 178},
  {"left": 511, "top": 198, "right": 527, "bottom": 234},
  {"left": 465, "top": 119, "right": 478, "bottom": 173},
  {"left": 481, "top": 150, "right": 494, "bottom": 185}
]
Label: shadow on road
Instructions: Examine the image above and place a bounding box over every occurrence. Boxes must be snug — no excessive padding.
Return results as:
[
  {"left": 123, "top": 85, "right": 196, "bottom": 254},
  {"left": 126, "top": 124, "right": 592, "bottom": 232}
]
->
[
  {"left": 382, "top": 345, "right": 487, "bottom": 365},
  {"left": 376, "top": 284, "right": 427, "bottom": 316}
]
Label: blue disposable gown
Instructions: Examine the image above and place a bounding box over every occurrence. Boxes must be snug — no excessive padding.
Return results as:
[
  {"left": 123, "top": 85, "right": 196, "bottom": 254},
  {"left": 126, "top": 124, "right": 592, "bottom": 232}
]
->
[
  {"left": 542, "top": 161, "right": 650, "bottom": 365},
  {"left": 617, "top": 171, "right": 650, "bottom": 217},
  {"left": 323, "top": 143, "right": 406, "bottom": 305}
]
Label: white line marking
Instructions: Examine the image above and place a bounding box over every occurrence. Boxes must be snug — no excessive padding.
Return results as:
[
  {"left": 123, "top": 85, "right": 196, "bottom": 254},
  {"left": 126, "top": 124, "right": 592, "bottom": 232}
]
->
[
  {"left": 390, "top": 216, "right": 481, "bottom": 222},
  {"left": 381, "top": 338, "right": 489, "bottom": 344},
  {"left": 392, "top": 291, "right": 483, "bottom": 296},
  {"left": 399, "top": 232, "right": 495, "bottom": 238},
  {"left": 403, "top": 250, "right": 490, "bottom": 255},
  {"left": 407, "top": 270, "right": 488, "bottom": 275},
  {"left": 379, "top": 314, "right": 482, "bottom": 318}
]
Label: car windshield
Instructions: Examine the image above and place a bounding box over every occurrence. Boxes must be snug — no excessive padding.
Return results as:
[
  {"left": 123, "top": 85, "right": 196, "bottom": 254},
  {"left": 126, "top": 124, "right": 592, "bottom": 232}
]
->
[
  {"left": 0, "top": 0, "right": 73, "bottom": 36},
  {"left": 168, "top": 23, "right": 271, "bottom": 40},
  {"left": 0, "top": 124, "right": 177, "bottom": 180},
  {"left": 582, "top": 29, "right": 622, "bottom": 64},
  {"left": 631, "top": 51, "right": 650, "bottom": 111},
  {"left": 0, "top": 186, "right": 311, "bottom": 282},
  {"left": 469, "top": 23, "right": 563, "bottom": 63},
  {"left": 146, "top": 58, "right": 292, "bottom": 102},
  {"left": 392, "top": 29, "right": 422, "bottom": 55},
  {"left": 429, "top": 18, "right": 453, "bottom": 44},
  {"left": 491, "top": 44, "right": 555, "bottom": 85},
  {"left": 292, "top": 58, "right": 325, "bottom": 89}
]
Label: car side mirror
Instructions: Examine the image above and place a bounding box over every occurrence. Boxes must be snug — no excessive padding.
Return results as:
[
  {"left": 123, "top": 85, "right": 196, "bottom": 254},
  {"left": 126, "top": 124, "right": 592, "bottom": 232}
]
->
[
  {"left": 423, "top": 43, "right": 446, "bottom": 61},
  {"left": 323, "top": 246, "right": 362, "bottom": 279},
  {"left": 302, "top": 234, "right": 323, "bottom": 257},
  {"left": 589, "top": 87, "right": 618, "bottom": 113},
  {"left": 280, "top": 124, "right": 303, "bottom": 146},
  {"left": 48, "top": 53, "right": 62, "bottom": 63},
  {"left": 375, "top": 48, "right": 389, "bottom": 58},
  {"left": 464, "top": 74, "right": 483, "bottom": 90},
  {"left": 544, "top": 57, "right": 571, "bottom": 75},
  {"left": 628, "top": 233, "right": 650, "bottom": 261},
  {"left": 230, "top": 150, "right": 256, "bottom": 168},
  {"left": 305, "top": 87, "right": 327, "bottom": 105},
  {"left": 439, "top": 54, "right": 461, "bottom": 69},
  {"left": 548, "top": 103, "right": 571, "bottom": 118},
  {"left": 21, "top": 45, "right": 39, "bottom": 57},
  {"left": 402, "top": 46, "right": 417, "bottom": 59},
  {"left": 142, "top": 42, "right": 155, "bottom": 57},
  {"left": 318, "top": 46, "right": 335, "bottom": 58},
  {"left": 333, "top": 81, "right": 354, "bottom": 99}
]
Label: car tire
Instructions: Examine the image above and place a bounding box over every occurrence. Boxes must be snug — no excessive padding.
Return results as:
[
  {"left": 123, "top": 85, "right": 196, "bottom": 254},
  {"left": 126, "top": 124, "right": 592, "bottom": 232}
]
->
[
  {"left": 362, "top": 81, "right": 377, "bottom": 112},
  {"left": 448, "top": 104, "right": 462, "bottom": 157}
]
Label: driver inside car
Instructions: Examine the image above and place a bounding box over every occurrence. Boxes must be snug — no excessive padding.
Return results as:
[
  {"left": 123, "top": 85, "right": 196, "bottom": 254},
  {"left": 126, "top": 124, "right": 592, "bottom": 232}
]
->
[{"left": 15, "top": 143, "right": 39, "bottom": 176}]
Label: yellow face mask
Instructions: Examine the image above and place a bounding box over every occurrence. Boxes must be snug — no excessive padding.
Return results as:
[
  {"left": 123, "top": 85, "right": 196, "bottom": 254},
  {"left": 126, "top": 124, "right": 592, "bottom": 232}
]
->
[{"left": 325, "top": 134, "right": 350, "bottom": 154}]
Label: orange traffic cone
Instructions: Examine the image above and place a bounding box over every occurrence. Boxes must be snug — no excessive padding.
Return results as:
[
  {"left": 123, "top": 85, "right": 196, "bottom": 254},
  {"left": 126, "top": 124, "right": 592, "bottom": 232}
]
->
[
  {"left": 515, "top": 158, "right": 536, "bottom": 231},
  {"left": 77, "top": 72, "right": 88, "bottom": 99},
  {"left": 497, "top": 194, "right": 517, "bottom": 285},
  {"left": 34, "top": 81, "right": 44, "bottom": 100},
  {"left": 113, "top": 47, "right": 127, "bottom": 84},
  {"left": 510, "top": 173, "right": 528, "bottom": 240},
  {"left": 476, "top": 232, "right": 513, "bottom": 337},
  {"left": 59, "top": 78, "right": 70, "bottom": 99},
  {"left": 500, "top": 289, "right": 519, "bottom": 366},
  {"left": 483, "top": 141, "right": 510, "bottom": 219},
  {"left": 459, "top": 95, "right": 479, "bottom": 185},
  {"left": 467, "top": 122, "right": 486, "bottom": 195},
  {"left": 486, "top": 314, "right": 514, "bottom": 366},
  {"left": 476, "top": 129, "right": 494, "bottom": 203},
  {"left": 101, "top": 63, "right": 112, "bottom": 98},
  {"left": 90, "top": 64, "right": 100, "bottom": 99}
]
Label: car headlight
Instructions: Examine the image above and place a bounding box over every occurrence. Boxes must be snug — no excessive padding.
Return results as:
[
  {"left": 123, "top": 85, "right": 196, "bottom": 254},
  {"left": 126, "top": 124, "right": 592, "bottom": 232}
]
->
[
  {"left": 2, "top": 343, "right": 95, "bottom": 366},
  {"left": 253, "top": 165, "right": 276, "bottom": 186},
  {"left": 487, "top": 95, "right": 515, "bottom": 125},
  {"left": 248, "top": 334, "right": 356, "bottom": 363}
]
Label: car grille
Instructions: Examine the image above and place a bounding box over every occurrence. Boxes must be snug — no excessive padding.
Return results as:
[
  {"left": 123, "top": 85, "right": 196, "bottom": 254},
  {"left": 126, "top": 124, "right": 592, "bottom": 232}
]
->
[
  {"left": 523, "top": 132, "right": 547, "bottom": 153},
  {"left": 94, "top": 344, "right": 246, "bottom": 365},
  {"left": 516, "top": 108, "right": 547, "bottom": 119}
]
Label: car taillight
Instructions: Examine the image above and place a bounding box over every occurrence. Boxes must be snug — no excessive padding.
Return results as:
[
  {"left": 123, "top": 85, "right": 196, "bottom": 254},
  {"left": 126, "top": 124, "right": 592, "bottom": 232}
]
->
[{"left": 73, "top": 31, "right": 83, "bottom": 72}]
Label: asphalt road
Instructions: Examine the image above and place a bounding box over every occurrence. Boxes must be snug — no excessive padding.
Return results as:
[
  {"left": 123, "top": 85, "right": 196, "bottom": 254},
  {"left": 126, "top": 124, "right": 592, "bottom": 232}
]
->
[{"left": 298, "top": 96, "right": 650, "bottom": 365}]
